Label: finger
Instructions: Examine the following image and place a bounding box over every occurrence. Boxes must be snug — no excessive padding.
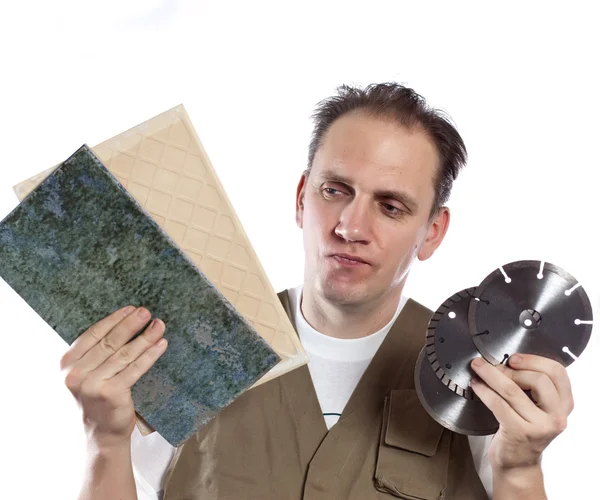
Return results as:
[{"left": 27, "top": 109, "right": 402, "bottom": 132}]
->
[
  {"left": 497, "top": 367, "right": 561, "bottom": 414},
  {"left": 92, "top": 318, "right": 166, "bottom": 381},
  {"left": 508, "top": 354, "right": 574, "bottom": 415},
  {"left": 471, "top": 357, "right": 546, "bottom": 424},
  {"left": 470, "top": 376, "right": 528, "bottom": 433},
  {"left": 74, "top": 307, "right": 153, "bottom": 372},
  {"left": 62, "top": 305, "right": 136, "bottom": 367},
  {"left": 110, "top": 336, "right": 169, "bottom": 390}
]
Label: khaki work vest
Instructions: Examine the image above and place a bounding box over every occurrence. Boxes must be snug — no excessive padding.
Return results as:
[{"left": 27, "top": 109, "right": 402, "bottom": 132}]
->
[{"left": 162, "top": 290, "right": 489, "bottom": 500}]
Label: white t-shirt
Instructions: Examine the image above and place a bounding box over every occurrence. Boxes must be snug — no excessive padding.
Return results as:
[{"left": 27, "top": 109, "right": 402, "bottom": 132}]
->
[{"left": 131, "top": 285, "right": 494, "bottom": 499}]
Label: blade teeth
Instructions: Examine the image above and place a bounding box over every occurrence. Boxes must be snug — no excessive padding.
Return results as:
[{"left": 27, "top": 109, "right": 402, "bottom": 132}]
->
[{"left": 426, "top": 286, "right": 493, "bottom": 402}]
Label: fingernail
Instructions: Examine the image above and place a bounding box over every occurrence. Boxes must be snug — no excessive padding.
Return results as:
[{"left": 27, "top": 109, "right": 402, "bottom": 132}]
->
[
  {"left": 123, "top": 305, "right": 136, "bottom": 315},
  {"left": 138, "top": 308, "right": 151, "bottom": 319},
  {"left": 510, "top": 354, "right": 522, "bottom": 364},
  {"left": 472, "top": 357, "right": 484, "bottom": 367}
]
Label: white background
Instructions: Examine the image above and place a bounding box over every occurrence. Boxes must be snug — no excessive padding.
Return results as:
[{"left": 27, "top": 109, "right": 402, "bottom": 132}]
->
[{"left": 0, "top": 1, "right": 598, "bottom": 498}]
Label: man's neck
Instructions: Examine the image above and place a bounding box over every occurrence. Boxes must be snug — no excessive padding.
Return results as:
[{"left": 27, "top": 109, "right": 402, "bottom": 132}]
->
[{"left": 300, "top": 286, "right": 403, "bottom": 339}]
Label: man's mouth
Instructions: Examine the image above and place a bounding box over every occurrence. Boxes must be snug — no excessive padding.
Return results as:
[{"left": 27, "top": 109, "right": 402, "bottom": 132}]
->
[{"left": 330, "top": 253, "right": 371, "bottom": 266}]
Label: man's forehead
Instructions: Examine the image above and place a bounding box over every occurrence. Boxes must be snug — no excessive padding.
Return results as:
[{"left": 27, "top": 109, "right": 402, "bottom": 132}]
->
[{"left": 315, "top": 117, "right": 438, "bottom": 177}]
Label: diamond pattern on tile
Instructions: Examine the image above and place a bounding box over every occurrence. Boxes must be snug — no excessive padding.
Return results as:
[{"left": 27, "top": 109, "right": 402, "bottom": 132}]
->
[
  {"left": 237, "top": 295, "right": 261, "bottom": 317},
  {"left": 183, "top": 154, "right": 206, "bottom": 180},
  {"left": 230, "top": 244, "right": 250, "bottom": 268},
  {"left": 258, "top": 302, "right": 280, "bottom": 325},
  {"left": 203, "top": 258, "right": 224, "bottom": 283},
  {"left": 163, "top": 145, "right": 186, "bottom": 173},
  {"left": 139, "top": 137, "right": 165, "bottom": 162},
  {"left": 13, "top": 104, "right": 308, "bottom": 399},
  {"left": 192, "top": 206, "right": 217, "bottom": 230},
  {"left": 147, "top": 190, "right": 172, "bottom": 215},
  {"left": 221, "top": 288, "right": 239, "bottom": 304},
  {"left": 207, "top": 236, "right": 231, "bottom": 259},
  {"left": 129, "top": 183, "right": 151, "bottom": 205},
  {"left": 151, "top": 213, "right": 166, "bottom": 228},
  {"left": 255, "top": 324, "right": 276, "bottom": 344},
  {"left": 131, "top": 160, "right": 157, "bottom": 185},
  {"left": 186, "top": 250, "right": 202, "bottom": 267},
  {"left": 183, "top": 228, "right": 209, "bottom": 253},
  {"left": 215, "top": 215, "right": 235, "bottom": 238},
  {"left": 176, "top": 177, "right": 203, "bottom": 202},
  {"left": 153, "top": 124, "right": 172, "bottom": 142},
  {"left": 112, "top": 153, "right": 135, "bottom": 177},
  {"left": 200, "top": 185, "right": 221, "bottom": 210},
  {"left": 271, "top": 328, "right": 296, "bottom": 354},
  {"left": 154, "top": 169, "right": 179, "bottom": 193},
  {"left": 170, "top": 198, "right": 194, "bottom": 221},
  {"left": 222, "top": 265, "right": 246, "bottom": 289},
  {"left": 243, "top": 273, "right": 266, "bottom": 297},
  {"left": 164, "top": 220, "right": 187, "bottom": 245}
]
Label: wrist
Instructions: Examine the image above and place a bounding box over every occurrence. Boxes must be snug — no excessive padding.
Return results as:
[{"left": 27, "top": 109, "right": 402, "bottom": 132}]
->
[
  {"left": 86, "top": 433, "right": 132, "bottom": 458},
  {"left": 493, "top": 463, "right": 546, "bottom": 500}
]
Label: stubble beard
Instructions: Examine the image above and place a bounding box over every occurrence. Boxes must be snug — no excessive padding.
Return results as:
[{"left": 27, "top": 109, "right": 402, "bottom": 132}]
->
[{"left": 315, "top": 267, "right": 373, "bottom": 309}]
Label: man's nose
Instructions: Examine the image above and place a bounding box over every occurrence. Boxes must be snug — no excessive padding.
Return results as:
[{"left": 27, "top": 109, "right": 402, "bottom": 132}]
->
[{"left": 334, "top": 197, "right": 373, "bottom": 243}]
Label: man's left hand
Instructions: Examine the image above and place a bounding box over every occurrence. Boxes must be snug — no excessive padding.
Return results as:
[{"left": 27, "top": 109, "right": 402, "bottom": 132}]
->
[{"left": 470, "top": 353, "right": 573, "bottom": 471}]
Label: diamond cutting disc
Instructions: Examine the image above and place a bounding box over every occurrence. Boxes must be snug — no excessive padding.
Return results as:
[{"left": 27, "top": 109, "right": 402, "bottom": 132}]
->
[
  {"left": 425, "top": 287, "right": 481, "bottom": 398},
  {"left": 469, "top": 260, "right": 594, "bottom": 366},
  {"left": 415, "top": 347, "right": 499, "bottom": 436}
]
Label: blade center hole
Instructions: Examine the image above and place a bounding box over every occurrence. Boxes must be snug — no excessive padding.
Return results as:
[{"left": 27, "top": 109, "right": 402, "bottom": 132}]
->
[{"left": 519, "top": 309, "right": 542, "bottom": 329}]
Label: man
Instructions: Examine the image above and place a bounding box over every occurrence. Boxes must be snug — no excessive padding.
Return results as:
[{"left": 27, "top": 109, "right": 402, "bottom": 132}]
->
[{"left": 62, "top": 83, "right": 573, "bottom": 500}]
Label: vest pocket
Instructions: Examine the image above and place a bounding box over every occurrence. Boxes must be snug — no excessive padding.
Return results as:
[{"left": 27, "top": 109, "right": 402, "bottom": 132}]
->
[{"left": 374, "top": 389, "right": 451, "bottom": 499}]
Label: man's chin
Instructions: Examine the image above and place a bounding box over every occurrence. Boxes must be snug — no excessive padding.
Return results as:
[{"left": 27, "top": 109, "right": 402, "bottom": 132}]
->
[{"left": 318, "top": 280, "right": 369, "bottom": 307}]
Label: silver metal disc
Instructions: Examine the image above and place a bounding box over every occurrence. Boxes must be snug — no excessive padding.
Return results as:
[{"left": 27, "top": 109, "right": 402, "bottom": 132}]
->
[
  {"left": 425, "top": 287, "right": 481, "bottom": 398},
  {"left": 469, "top": 260, "right": 593, "bottom": 366},
  {"left": 415, "top": 348, "right": 499, "bottom": 436}
]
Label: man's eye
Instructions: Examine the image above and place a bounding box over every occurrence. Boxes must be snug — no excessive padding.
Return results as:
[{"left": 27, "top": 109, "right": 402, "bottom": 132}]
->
[
  {"left": 381, "top": 203, "right": 402, "bottom": 216},
  {"left": 323, "top": 187, "right": 342, "bottom": 197}
]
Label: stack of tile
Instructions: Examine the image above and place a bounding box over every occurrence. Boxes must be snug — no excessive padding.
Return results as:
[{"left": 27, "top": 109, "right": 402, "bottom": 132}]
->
[{"left": 2, "top": 106, "right": 308, "bottom": 447}]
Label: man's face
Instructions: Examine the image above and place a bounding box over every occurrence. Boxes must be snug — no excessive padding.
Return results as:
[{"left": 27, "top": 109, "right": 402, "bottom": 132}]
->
[{"left": 296, "top": 111, "right": 449, "bottom": 307}]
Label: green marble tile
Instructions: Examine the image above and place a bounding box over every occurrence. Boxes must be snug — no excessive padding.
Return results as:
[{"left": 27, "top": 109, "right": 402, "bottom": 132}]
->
[{"left": 0, "top": 145, "right": 280, "bottom": 446}]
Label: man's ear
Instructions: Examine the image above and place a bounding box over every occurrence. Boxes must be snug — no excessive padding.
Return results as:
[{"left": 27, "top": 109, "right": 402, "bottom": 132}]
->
[
  {"left": 417, "top": 207, "right": 450, "bottom": 261},
  {"left": 295, "top": 171, "right": 309, "bottom": 229}
]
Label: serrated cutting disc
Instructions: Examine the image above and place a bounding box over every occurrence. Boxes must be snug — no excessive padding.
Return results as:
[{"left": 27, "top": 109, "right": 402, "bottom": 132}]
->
[
  {"left": 415, "top": 348, "right": 499, "bottom": 436},
  {"left": 469, "top": 260, "right": 593, "bottom": 366},
  {"left": 425, "top": 287, "right": 481, "bottom": 398}
]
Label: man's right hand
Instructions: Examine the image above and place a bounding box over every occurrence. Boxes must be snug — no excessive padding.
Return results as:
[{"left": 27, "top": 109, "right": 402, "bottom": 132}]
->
[{"left": 61, "top": 305, "right": 168, "bottom": 450}]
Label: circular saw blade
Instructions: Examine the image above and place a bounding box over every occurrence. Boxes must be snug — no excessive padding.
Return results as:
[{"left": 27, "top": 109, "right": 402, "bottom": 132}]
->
[
  {"left": 425, "top": 287, "right": 481, "bottom": 397},
  {"left": 415, "top": 348, "right": 499, "bottom": 436},
  {"left": 469, "top": 260, "right": 593, "bottom": 366}
]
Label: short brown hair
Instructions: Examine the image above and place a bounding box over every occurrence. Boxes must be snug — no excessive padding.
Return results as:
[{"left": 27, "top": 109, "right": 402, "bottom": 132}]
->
[{"left": 307, "top": 82, "right": 468, "bottom": 222}]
